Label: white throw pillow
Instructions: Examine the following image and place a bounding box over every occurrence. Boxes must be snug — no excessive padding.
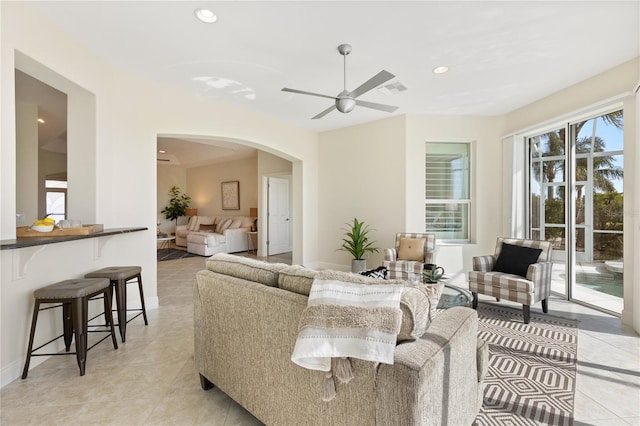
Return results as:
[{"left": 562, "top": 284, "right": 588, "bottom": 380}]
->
[
  {"left": 217, "top": 219, "right": 233, "bottom": 233},
  {"left": 240, "top": 216, "right": 254, "bottom": 228},
  {"left": 188, "top": 216, "right": 199, "bottom": 231},
  {"left": 229, "top": 218, "right": 243, "bottom": 229}
]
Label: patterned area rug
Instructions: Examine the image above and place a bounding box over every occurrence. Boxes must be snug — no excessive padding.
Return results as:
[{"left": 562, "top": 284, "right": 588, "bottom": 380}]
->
[
  {"left": 474, "top": 303, "right": 578, "bottom": 426},
  {"left": 157, "top": 248, "right": 201, "bottom": 261}
]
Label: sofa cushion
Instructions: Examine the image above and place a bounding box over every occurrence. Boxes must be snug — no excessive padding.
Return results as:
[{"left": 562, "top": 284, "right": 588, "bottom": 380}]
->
[
  {"left": 492, "top": 242, "right": 542, "bottom": 278},
  {"left": 217, "top": 219, "right": 233, "bottom": 233},
  {"left": 279, "top": 268, "right": 430, "bottom": 342},
  {"left": 206, "top": 253, "right": 289, "bottom": 287},
  {"left": 397, "top": 237, "right": 426, "bottom": 261},
  {"left": 278, "top": 265, "right": 317, "bottom": 295}
]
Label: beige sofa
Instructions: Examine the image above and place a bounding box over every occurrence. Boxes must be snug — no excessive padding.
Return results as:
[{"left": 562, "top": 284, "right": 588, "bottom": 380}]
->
[
  {"left": 175, "top": 215, "right": 254, "bottom": 255},
  {"left": 194, "top": 253, "right": 488, "bottom": 426}
]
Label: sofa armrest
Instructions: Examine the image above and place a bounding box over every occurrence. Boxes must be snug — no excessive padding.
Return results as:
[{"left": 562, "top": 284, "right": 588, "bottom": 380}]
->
[
  {"left": 176, "top": 224, "right": 188, "bottom": 232},
  {"left": 383, "top": 248, "right": 397, "bottom": 262},
  {"left": 526, "top": 261, "right": 553, "bottom": 281},
  {"left": 527, "top": 261, "right": 553, "bottom": 299},
  {"left": 476, "top": 338, "right": 489, "bottom": 383},
  {"left": 376, "top": 307, "right": 483, "bottom": 425},
  {"left": 472, "top": 255, "right": 495, "bottom": 272},
  {"left": 223, "top": 226, "right": 251, "bottom": 253}
]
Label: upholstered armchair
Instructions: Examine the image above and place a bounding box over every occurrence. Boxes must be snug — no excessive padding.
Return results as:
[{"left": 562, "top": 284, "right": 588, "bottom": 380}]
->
[
  {"left": 383, "top": 233, "right": 436, "bottom": 281},
  {"left": 469, "top": 237, "right": 553, "bottom": 324}
]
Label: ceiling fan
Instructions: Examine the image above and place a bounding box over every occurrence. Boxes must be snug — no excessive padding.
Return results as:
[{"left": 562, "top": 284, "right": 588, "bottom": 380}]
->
[{"left": 282, "top": 44, "right": 399, "bottom": 119}]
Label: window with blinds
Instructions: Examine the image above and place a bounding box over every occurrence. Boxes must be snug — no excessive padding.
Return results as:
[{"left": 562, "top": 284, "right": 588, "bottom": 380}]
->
[{"left": 425, "top": 142, "right": 470, "bottom": 241}]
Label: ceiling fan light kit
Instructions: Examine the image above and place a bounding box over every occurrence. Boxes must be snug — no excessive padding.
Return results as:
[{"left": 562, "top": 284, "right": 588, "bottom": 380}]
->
[{"left": 282, "top": 43, "right": 399, "bottom": 119}]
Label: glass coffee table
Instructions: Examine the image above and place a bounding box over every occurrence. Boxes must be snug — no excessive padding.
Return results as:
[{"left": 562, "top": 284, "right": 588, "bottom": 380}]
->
[{"left": 436, "top": 284, "right": 473, "bottom": 309}]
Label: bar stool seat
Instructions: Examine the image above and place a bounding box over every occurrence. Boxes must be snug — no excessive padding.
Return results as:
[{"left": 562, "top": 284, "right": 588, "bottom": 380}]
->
[
  {"left": 85, "top": 266, "right": 148, "bottom": 342},
  {"left": 22, "top": 278, "right": 118, "bottom": 379}
]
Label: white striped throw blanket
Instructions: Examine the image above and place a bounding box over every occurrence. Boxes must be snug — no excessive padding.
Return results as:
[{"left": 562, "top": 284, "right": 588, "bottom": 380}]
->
[{"left": 291, "top": 272, "right": 403, "bottom": 400}]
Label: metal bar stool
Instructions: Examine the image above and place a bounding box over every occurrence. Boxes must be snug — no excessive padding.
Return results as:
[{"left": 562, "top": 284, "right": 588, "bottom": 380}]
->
[
  {"left": 84, "top": 266, "right": 148, "bottom": 342},
  {"left": 22, "top": 278, "right": 118, "bottom": 378}
]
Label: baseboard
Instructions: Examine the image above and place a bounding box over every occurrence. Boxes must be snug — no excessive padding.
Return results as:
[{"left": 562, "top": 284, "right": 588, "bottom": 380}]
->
[
  {"left": 1, "top": 339, "right": 65, "bottom": 388},
  {"left": 1, "top": 359, "right": 22, "bottom": 388}
]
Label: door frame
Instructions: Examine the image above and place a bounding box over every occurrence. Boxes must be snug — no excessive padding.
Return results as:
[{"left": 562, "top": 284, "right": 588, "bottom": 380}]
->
[{"left": 260, "top": 173, "right": 292, "bottom": 256}]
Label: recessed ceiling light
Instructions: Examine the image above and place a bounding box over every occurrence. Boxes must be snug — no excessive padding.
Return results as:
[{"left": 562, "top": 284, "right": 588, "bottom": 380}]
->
[
  {"left": 433, "top": 66, "right": 449, "bottom": 74},
  {"left": 159, "top": 150, "right": 166, "bottom": 154},
  {"left": 195, "top": 8, "right": 217, "bottom": 23},
  {"left": 37, "top": 118, "right": 45, "bottom": 123}
]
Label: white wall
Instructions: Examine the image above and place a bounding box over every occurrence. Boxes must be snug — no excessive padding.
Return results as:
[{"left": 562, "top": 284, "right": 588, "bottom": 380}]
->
[
  {"left": 157, "top": 165, "right": 188, "bottom": 235},
  {"left": 1, "top": 2, "right": 319, "bottom": 386},
  {"left": 316, "top": 114, "right": 505, "bottom": 283},
  {"left": 15, "top": 101, "right": 38, "bottom": 225},
  {"left": 187, "top": 156, "right": 258, "bottom": 217},
  {"left": 317, "top": 116, "right": 406, "bottom": 271}
]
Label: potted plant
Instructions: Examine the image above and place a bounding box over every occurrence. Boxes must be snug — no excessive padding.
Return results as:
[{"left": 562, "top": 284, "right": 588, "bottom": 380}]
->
[
  {"left": 161, "top": 186, "right": 191, "bottom": 233},
  {"left": 422, "top": 264, "right": 446, "bottom": 319},
  {"left": 338, "top": 217, "right": 379, "bottom": 273},
  {"left": 422, "top": 264, "right": 445, "bottom": 283}
]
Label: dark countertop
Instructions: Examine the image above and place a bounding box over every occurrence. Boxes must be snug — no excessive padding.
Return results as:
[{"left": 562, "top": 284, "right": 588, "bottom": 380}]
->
[{"left": 0, "top": 227, "right": 148, "bottom": 250}]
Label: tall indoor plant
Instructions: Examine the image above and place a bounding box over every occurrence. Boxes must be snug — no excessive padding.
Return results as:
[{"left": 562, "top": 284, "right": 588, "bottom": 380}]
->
[
  {"left": 161, "top": 186, "right": 191, "bottom": 233},
  {"left": 339, "top": 217, "right": 379, "bottom": 273}
]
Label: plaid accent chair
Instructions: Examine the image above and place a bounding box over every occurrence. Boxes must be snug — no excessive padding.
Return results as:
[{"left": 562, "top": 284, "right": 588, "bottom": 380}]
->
[
  {"left": 469, "top": 237, "right": 553, "bottom": 324},
  {"left": 383, "top": 233, "right": 436, "bottom": 281}
]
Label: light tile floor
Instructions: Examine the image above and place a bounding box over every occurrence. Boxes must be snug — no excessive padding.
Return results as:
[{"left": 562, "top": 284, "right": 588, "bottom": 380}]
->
[{"left": 1, "top": 252, "right": 638, "bottom": 425}]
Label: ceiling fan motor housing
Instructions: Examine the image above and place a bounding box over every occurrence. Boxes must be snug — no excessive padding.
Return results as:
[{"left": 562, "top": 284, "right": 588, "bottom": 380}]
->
[{"left": 336, "top": 90, "right": 356, "bottom": 113}]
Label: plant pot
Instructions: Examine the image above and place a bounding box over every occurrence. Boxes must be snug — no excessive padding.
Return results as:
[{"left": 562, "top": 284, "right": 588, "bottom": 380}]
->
[{"left": 351, "top": 259, "right": 367, "bottom": 273}]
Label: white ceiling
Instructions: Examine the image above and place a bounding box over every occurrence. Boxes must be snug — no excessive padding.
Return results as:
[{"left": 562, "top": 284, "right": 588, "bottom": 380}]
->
[{"left": 24, "top": 1, "right": 640, "bottom": 162}]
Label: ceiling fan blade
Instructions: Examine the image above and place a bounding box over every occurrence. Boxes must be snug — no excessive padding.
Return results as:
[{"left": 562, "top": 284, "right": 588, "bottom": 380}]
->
[
  {"left": 355, "top": 99, "right": 399, "bottom": 113},
  {"left": 312, "top": 105, "right": 336, "bottom": 120},
  {"left": 351, "top": 70, "right": 395, "bottom": 98},
  {"left": 282, "top": 88, "right": 337, "bottom": 101}
]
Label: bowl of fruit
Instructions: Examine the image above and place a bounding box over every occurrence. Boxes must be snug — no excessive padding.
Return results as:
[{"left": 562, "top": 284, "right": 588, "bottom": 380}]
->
[{"left": 30, "top": 215, "right": 55, "bottom": 232}]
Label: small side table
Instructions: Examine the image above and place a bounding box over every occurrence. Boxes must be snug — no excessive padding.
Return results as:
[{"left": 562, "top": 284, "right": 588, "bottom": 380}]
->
[
  {"left": 246, "top": 232, "right": 258, "bottom": 254},
  {"left": 157, "top": 236, "right": 175, "bottom": 251}
]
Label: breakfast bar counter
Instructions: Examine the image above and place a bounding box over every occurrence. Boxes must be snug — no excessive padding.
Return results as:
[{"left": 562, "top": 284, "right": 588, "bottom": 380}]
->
[
  {"left": 0, "top": 227, "right": 147, "bottom": 250},
  {"left": 1, "top": 226, "right": 152, "bottom": 387}
]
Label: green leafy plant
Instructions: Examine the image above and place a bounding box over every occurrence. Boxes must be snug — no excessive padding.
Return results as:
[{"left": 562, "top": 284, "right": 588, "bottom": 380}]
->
[
  {"left": 161, "top": 186, "right": 191, "bottom": 228},
  {"left": 422, "top": 265, "right": 446, "bottom": 283},
  {"left": 338, "top": 217, "right": 379, "bottom": 260}
]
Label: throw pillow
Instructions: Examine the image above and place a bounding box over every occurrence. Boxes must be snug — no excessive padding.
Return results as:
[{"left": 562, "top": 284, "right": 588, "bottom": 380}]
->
[
  {"left": 187, "top": 216, "right": 199, "bottom": 231},
  {"left": 360, "top": 266, "right": 388, "bottom": 279},
  {"left": 217, "top": 219, "right": 233, "bottom": 233},
  {"left": 492, "top": 242, "right": 543, "bottom": 278},
  {"left": 397, "top": 237, "right": 426, "bottom": 261},
  {"left": 229, "top": 218, "right": 243, "bottom": 229},
  {"left": 198, "top": 224, "right": 216, "bottom": 232}
]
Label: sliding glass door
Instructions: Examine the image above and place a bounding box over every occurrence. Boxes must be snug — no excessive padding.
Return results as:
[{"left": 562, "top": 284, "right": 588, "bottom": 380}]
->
[{"left": 528, "top": 109, "right": 624, "bottom": 314}]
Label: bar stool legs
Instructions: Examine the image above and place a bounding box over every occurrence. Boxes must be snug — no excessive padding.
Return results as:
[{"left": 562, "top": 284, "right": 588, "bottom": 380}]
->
[
  {"left": 22, "top": 278, "right": 118, "bottom": 379},
  {"left": 85, "top": 267, "right": 148, "bottom": 343}
]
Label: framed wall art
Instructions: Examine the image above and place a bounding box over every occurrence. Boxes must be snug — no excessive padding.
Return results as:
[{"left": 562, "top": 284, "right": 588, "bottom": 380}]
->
[{"left": 221, "top": 181, "right": 240, "bottom": 210}]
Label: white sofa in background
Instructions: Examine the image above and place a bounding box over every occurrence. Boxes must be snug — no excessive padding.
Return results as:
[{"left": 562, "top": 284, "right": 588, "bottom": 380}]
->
[{"left": 175, "top": 215, "right": 254, "bottom": 256}]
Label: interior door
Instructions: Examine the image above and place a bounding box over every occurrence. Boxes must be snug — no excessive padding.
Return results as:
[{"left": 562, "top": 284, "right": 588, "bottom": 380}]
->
[{"left": 267, "top": 176, "right": 291, "bottom": 255}]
